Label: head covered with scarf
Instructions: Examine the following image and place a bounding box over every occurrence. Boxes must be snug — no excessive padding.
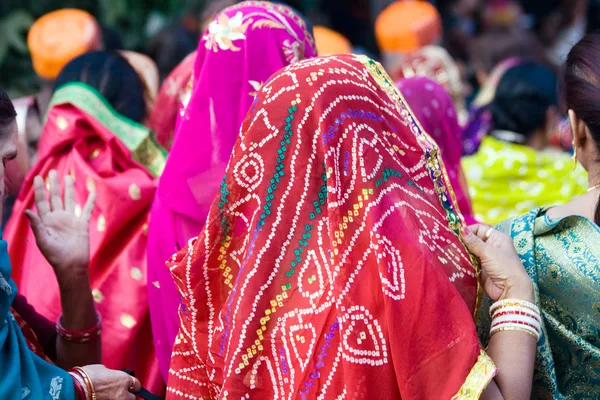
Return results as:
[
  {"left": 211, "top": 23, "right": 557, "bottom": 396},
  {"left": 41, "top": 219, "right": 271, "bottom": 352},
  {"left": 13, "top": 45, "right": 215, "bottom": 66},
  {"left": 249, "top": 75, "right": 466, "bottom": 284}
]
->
[
  {"left": 166, "top": 54, "right": 494, "bottom": 399},
  {"left": 147, "top": 1, "right": 317, "bottom": 379}
]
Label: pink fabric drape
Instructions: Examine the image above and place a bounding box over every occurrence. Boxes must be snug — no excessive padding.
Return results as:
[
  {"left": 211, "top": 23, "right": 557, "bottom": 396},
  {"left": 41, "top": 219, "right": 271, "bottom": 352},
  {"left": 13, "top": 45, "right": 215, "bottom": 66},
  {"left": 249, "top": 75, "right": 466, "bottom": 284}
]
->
[
  {"left": 398, "top": 77, "right": 476, "bottom": 224},
  {"left": 147, "top": 1, "right": 317, "bottom": 378}
]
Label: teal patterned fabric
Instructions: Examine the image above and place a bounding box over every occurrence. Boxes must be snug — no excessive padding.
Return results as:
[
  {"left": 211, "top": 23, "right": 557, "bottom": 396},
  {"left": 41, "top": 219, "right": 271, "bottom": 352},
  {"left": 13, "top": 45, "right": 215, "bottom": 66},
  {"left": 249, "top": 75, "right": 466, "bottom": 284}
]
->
[
  {"left": 478, "top": 208, "right": 600, "bottom": 399},
  {"left": 0, "top": 232, "right": 74, "bottom": 400}
]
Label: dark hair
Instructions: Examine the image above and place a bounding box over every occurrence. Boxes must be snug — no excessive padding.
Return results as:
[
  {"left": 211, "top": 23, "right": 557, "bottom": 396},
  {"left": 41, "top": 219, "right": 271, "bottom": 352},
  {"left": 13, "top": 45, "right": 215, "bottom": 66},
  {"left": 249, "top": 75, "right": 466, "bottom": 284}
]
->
[
  {"left": 471, "top": 26, "right": 546, "bottom": 73},
  {"left": 561, "top": 33, "right": 600, "bottom": 225},
  {"left": 491, "top": 63, "right": 558, "bottom": 139},
  {"left": 0, "top": 88, "right": 16, "bottom": 129},
  {"left": 145, "top": 24, "right": 196, "bottom": 82},
  {"left": 53, "top": 51, "right": 146, "bottom": 123}
]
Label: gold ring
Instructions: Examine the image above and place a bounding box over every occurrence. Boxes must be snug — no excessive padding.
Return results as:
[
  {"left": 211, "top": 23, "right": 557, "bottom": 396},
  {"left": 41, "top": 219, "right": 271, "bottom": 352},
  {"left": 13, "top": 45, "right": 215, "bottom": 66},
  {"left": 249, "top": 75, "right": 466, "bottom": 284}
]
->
[
  {"left": 484, "top": 227, "right": 495, "bottom": 242},
  {"left": 129, "top": 376, "right": 136, "bottom": 392}
]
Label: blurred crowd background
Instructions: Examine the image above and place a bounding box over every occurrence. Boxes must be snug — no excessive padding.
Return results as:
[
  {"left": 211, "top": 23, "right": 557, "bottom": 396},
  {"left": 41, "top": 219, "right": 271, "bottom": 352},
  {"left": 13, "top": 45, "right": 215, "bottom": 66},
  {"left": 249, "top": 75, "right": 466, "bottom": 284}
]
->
[{"left": 2, "top": 0, "right": 598, "bottom": 97}]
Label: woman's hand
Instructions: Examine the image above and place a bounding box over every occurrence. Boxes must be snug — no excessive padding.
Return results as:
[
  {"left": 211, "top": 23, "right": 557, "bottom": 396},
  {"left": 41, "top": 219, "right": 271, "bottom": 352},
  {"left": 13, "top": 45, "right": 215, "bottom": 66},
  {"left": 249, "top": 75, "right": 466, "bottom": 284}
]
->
[
  {"left": 25, "top": 170, "right": 96, "bottom": 287},
  {"left": 461, "top": 224, "right": 534, "bottom": 302},
  {"left": 81, "top": 365, "right": 141, "bottom": 400}
]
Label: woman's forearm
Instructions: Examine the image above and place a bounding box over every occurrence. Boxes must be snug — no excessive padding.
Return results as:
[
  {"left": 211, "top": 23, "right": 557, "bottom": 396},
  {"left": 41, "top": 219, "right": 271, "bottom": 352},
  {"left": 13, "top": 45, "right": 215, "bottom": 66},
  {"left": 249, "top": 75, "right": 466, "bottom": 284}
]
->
[
  {"left": 56, "top": 272, "right": 102, "bottom": 369},
  {"left": 481, "top": 284, "right": 537, "bottom": 400}
]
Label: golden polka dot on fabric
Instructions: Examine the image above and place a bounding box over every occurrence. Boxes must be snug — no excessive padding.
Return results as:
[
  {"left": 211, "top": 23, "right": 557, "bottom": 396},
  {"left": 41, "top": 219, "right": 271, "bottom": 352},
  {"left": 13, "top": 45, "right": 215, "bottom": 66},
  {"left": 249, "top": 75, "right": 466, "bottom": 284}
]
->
[
  {"left": 152, "top": 281, "right": 160, "bottom": 289},
  {"left": 92, "top": 289, "right": 104, "bottom": 303},
  {"left": 97, "top": 215, "right": 106, "bottom": 232},
  {"left": 86, "top": 177, "right": 96, "bottom": 193},
  {"left": 90, "top": 149, "right": 100, "bottom": 159},
  {"left": 74, "top": 204, "right": 82, "bottom": 217},
  {"left": 130, "top": 267, "right": 143, "bottom": 281},
  {"left": 142, "top": 224, "right": 149, "bottom": 235},
  {"left": 56, "top": 116, "right": 69, "bottom": 130},
  {"left": 120, "top": 313, "right": 137, "bottom": 329},
  {"left": 128, "top": 183, "right": 141, "bottom": 200}
]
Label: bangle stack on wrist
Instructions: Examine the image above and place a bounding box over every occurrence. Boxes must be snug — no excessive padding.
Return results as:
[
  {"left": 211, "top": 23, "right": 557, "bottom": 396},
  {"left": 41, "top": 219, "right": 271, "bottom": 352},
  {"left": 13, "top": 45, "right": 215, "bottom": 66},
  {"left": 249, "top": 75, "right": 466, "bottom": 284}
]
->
[
  {"left": 489, "top": 299, "right": 541, "bottom": 340},
  {"left": 69, "top": 367, "right": 96, "bottom": 400},
  {"left": 56, "top": 312, "right": 102, "bottom": 343},
  {"left": 70, "top": 371, "right": 87, "bottom": 400}
]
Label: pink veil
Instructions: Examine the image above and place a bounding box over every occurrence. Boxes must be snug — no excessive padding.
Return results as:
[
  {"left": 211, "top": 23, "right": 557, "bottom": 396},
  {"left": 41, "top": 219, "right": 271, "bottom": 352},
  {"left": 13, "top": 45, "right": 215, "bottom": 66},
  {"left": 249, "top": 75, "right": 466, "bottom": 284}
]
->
[
  {"left": 398, "top": 77, "right": 476, "bottom": 225},
  {"left": 147, "top": 1, "right": 317, "bottom": 378}
]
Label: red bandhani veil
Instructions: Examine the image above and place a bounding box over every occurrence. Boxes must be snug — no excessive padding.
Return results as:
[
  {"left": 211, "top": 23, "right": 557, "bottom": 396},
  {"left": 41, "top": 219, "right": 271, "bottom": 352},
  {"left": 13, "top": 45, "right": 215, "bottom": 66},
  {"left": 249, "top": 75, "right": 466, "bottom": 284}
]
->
[
  {"left": 166, "top": 55, "right": 495, "bottom": 399},
  {"left": 4, "top": 82, "right": 167, "bottom": 392}
]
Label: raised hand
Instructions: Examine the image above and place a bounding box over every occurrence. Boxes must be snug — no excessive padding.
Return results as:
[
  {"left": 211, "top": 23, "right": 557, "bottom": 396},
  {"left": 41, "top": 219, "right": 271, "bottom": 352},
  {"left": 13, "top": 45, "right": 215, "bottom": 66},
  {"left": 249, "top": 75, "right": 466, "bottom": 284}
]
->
[{"left": 25, "top": 170, "right": 96, "bottom": 284}]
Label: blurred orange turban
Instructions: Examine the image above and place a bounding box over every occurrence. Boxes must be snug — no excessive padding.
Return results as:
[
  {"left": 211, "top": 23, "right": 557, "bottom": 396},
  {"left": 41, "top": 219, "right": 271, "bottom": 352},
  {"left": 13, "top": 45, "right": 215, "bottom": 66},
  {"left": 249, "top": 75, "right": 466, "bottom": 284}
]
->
[
  {"left": 375, "top": 0, "right": 441, "bottom": 52},
  {"left": 313, "top": 26, "right": 352, "bottom": 56},
  {"left": 28, "top": 9, "right": 102, "bottom": 80}
]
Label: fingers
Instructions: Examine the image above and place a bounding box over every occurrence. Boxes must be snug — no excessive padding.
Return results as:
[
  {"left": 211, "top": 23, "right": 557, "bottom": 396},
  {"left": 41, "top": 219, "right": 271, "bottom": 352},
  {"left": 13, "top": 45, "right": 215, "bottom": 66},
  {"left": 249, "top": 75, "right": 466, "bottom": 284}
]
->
[
  {"left": 81, "top": 192, "right": 96, "bottom": 223},
  {"left": 64, "top": 175, "right": 75, "bottom": 213},
  {"left": 33, "top": 176, "right": 51, "bottom": 217},
  {"left": 130, "top": 376, "right": 141, "bottom": 393},
  {"left": 122, "top": 373, "right": 140, "bottom": 399},
  {"left": 467, "top": 223, "right": 492, "bottom": 240},
  {"left": 25, "top": 209, "right": 43, "bottom": 236},
  {"left": 49, "top": 170, "right": 63, "bottom": 211},
  {"left": 460, "top": 225, "right": 486, "bottom": 258}
]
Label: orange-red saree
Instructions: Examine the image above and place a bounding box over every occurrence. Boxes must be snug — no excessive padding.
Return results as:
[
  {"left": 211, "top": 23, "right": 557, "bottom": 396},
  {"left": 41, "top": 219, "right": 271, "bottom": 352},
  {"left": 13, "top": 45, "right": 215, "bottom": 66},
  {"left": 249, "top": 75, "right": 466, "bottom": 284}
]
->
[{"left": 4, "top": 82, "right": 167, "bottom": 392}]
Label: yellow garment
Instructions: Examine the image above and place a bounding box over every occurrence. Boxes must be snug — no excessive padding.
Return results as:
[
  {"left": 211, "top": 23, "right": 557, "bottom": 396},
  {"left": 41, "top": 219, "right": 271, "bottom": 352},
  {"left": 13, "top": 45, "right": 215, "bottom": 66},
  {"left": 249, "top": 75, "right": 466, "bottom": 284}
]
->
[{"left": 462, "top": 136, "right": 587, "bottom": 225}]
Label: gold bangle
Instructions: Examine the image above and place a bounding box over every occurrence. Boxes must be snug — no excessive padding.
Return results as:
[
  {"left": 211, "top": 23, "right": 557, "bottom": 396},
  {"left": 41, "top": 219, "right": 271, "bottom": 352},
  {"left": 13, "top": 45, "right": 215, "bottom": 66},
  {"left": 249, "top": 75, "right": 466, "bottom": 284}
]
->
[
  {"left": 490, "top": 325, "right": 540, "bottom": 340},
  {"left": 73, "top": 367, "right": 96, "bottom": 400}
]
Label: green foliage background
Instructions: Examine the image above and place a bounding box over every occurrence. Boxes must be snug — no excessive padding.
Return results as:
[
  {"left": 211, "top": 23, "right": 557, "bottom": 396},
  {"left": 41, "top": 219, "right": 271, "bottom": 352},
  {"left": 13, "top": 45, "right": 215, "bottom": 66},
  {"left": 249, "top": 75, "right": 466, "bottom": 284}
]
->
[{"left": 0, "top": 0, "right": 205, "bottom": 97}]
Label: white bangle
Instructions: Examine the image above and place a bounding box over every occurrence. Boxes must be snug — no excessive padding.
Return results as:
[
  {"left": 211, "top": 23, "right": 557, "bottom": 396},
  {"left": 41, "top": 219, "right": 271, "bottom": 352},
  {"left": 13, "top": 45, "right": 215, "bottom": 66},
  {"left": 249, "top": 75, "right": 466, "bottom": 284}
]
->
[
  {"left": 491, "top": 305, "right": 541, "bottom": 323},
  {"left": 491, "top": 314, "right": 541, "bottom": 335},
  {"left": 489, "top": 299, "right": 542, "bottom": 341},
  {"left": 489, "top": 299, "right": 539, "bottom": 316},
  {"left": 490, "top": 323, "right": 540, "bottom": 340}
]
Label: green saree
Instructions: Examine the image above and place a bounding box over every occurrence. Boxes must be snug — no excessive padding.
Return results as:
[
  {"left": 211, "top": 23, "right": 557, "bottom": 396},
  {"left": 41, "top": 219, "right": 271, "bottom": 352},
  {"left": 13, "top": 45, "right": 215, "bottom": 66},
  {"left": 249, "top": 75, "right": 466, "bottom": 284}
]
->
[{"left": 478, "top": 208, "right": 600, "bottom": 399}]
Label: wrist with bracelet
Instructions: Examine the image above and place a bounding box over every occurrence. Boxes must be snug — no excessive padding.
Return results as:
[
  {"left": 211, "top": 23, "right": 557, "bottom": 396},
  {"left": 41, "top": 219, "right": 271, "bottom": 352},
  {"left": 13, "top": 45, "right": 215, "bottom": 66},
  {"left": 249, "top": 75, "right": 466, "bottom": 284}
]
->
[
  {"left": 56, "top": 311, "right": 102, "bottom": 343},
  {"left": 489, "top": 298, "right": 541, "bottom": 340},
  {"left": 69, "top": 367, "right": 96, "bottom": 400}
]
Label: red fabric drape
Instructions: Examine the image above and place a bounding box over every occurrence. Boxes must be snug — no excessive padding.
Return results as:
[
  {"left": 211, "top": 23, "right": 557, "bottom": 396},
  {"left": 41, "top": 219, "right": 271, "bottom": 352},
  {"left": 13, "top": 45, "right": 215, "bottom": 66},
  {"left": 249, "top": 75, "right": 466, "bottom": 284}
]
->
[
  {"left": 166, "top": 55, "right": 487, "bottom": 399},
  {"left": 5, "top": 98, "right": 163, "bottom": 393}
]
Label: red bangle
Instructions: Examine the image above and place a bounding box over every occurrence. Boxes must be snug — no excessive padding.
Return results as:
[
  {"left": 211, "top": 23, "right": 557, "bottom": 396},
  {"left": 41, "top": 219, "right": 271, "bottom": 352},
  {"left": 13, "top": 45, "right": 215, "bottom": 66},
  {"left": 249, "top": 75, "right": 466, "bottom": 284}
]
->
[
  {"left": 70, "top": 367, "right": 95, "bottom": 400},
  {"left": 69, "top": 371, "right": 88, "bottom": 400},
  {"left": 56, "top": 312, "right": 102, "bottom": 343}
]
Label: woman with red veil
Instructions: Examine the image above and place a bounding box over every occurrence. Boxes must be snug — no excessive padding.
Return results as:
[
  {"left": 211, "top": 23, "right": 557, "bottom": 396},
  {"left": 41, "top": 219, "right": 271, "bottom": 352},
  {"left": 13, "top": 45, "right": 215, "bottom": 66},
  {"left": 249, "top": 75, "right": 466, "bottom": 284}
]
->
[
  {"left": 4, "top": 51, "right": 167, "bottom": 393},
  {"left": 165, "top": 54, "right": 539, "bottom": 399}
]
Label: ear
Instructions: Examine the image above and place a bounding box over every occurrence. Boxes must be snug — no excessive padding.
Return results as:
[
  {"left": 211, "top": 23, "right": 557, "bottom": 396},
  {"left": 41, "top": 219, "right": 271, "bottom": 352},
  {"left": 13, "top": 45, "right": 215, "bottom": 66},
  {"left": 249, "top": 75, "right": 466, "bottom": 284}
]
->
[{"left": 568, "top": 109, "right": 587, "bottom": 150}]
